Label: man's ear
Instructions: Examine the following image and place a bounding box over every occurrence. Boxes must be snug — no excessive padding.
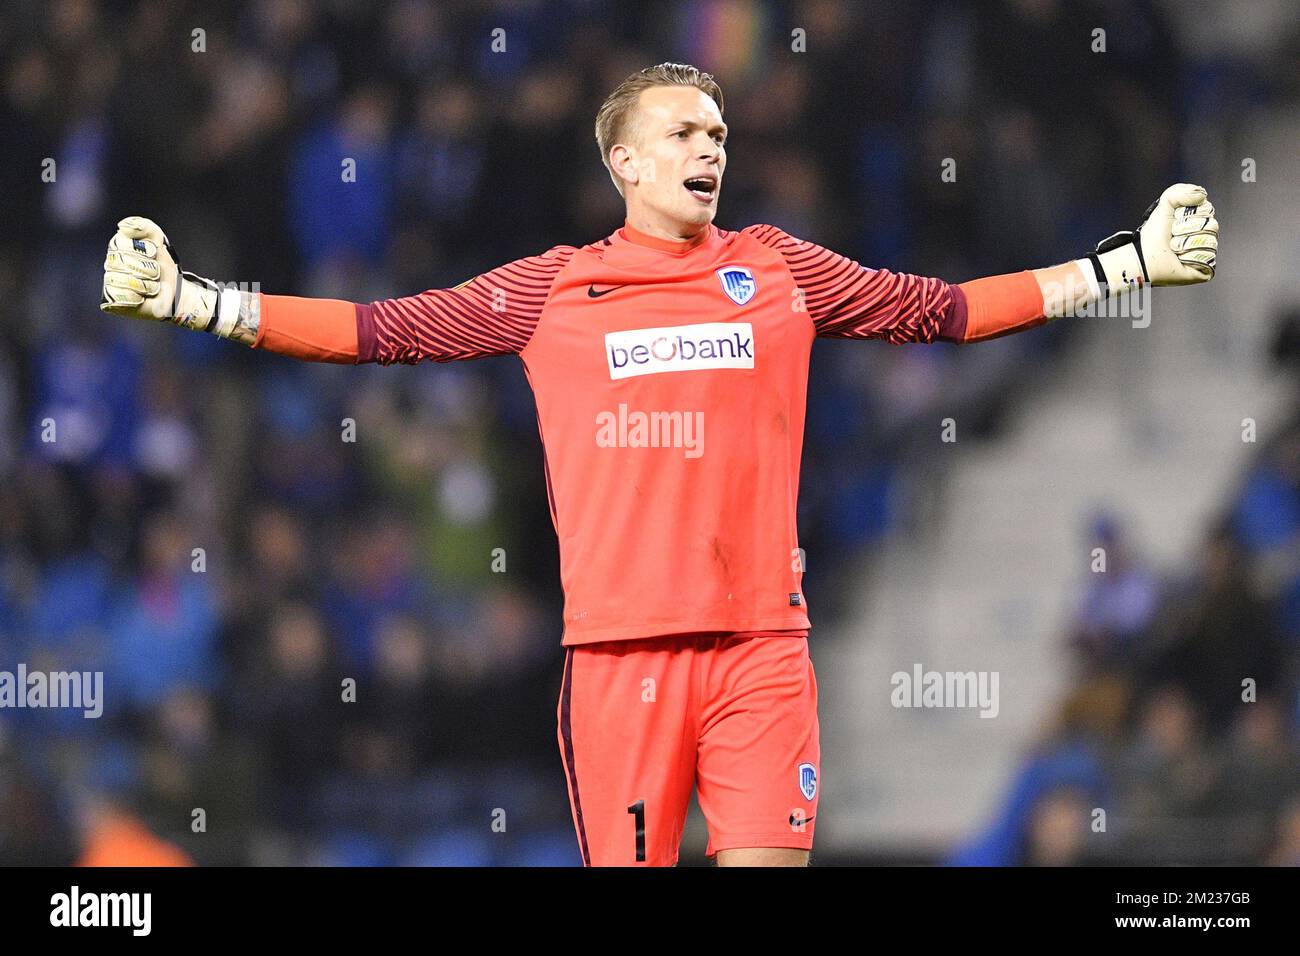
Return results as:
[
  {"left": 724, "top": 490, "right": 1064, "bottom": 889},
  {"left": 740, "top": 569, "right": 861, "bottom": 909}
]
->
[{"left": 609, "top": 143, "right": 639, "bottom": 191}]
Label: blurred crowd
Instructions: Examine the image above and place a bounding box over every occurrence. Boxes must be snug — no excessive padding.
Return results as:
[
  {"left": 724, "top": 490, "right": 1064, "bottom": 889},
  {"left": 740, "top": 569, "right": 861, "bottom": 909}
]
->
[
  {"left": 952, "top": 371, "right": 1300, "bottom": 865},
  {"left": 0, "top": 0, "right": 1295, "bottom": 864}
]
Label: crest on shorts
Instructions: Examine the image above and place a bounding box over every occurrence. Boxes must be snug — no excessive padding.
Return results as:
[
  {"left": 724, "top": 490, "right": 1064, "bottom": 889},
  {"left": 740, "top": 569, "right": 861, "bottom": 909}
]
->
[
  {"left": 798, "top": 762, "right": 817, "bottom": 801},
  {"left": 716, "top": 266, "right": 756, "bottom": 305}
]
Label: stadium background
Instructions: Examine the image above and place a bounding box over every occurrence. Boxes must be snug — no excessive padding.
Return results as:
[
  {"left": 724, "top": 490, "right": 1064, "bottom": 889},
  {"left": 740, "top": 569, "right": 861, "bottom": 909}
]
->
[{"left": 0, "top": 0, "right": 1296, "bottom": 866}]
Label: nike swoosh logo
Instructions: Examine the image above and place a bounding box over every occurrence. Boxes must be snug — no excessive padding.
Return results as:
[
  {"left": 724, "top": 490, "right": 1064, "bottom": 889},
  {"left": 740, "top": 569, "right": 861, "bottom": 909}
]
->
[
  {"left": 789, "top": 813, "right": 815, "bottom": 826},
  {"left": 587, "top": 284, "right": 626, "bottom": 298}
]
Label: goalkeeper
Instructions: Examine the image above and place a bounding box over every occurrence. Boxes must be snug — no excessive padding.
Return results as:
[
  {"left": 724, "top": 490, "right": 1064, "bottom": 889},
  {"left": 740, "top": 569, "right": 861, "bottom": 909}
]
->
[{"left": 99, "top": 63, "right": 1217, "bottom": 868}]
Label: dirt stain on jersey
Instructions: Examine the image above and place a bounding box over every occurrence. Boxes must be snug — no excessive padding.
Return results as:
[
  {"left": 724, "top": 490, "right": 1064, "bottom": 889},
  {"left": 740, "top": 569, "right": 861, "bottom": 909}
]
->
[{"left": 711, "top": 536, "right": 731, "bottom": 577}]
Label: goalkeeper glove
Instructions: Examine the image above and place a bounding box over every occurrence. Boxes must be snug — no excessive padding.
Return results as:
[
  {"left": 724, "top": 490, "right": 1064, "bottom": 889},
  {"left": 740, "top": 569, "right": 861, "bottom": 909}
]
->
[
  {"left": 1081, "top": 183, "right": 1218, "bottom": 298},
  {"left": 100, "top": 216, "right": 243, "bottom": 336}
]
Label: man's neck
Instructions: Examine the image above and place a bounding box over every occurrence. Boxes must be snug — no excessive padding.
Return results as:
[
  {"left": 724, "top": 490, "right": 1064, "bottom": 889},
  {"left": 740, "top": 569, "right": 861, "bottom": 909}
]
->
[{"left": 623, "top": 209, "right": 711, "bottom": 248}]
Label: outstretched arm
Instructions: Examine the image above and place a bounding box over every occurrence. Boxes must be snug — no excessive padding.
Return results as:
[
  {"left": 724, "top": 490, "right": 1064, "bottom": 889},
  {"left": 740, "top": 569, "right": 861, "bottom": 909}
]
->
[
  {"left": 1021, "top": 182, "right": 1217, "bottom": 335},
  {"left": 100, "top": 216, "right": 264, "bottom": 344},
  {"left": 960, "top": 183, "right": 1217, "bottom": 342},
  {"left": 100, "top": 217, "right": 574, "bottom": 364},
  {"left": 750, "top": 183, "right": 1218, "bottom": 346}
]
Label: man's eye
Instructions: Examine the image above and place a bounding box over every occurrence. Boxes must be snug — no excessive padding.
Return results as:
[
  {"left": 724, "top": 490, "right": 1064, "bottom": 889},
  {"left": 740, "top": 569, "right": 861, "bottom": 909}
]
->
[{"left": 675, "top": 130, "right": 689, "bottom": 138}]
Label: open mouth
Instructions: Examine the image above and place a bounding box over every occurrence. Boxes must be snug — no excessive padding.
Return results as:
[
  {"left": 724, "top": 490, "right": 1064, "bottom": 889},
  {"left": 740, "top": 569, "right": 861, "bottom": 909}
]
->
[{"left": 684, "top": 176, "right": 718, "bottom": 203}]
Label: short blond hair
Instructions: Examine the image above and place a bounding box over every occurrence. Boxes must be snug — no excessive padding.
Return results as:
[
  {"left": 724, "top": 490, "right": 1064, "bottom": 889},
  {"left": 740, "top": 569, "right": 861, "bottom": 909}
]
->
[{"left": 594, "top": 62, "right": 725, "bottom": 195}]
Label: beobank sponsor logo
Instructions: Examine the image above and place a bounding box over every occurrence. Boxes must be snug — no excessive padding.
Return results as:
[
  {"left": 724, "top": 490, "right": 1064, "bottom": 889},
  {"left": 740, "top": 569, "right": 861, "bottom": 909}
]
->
[{"left": 605, "top": 322, "right": 754, "bottom": 380}]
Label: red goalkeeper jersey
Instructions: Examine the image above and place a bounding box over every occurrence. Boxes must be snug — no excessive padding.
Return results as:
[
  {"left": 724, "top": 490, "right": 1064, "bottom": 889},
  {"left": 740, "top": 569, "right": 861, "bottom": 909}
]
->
[{"left": 354, "top": 221, "right": 968, "bottom": 644}]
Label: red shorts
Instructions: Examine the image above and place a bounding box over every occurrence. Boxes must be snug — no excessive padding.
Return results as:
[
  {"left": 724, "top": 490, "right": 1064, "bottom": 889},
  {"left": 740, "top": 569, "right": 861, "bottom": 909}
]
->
[{"left": 556, "top": 632, "right": 820, "bottom": 866}]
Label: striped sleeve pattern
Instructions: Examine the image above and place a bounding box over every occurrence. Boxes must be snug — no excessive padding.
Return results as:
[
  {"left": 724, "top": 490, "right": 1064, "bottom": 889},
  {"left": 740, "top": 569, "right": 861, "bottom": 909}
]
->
[
  {"left": 356, "top": 245, "right": 577, "bottom": 364},
  {"left": 743, "top": 224, "right": 967, "bottom": 344}
]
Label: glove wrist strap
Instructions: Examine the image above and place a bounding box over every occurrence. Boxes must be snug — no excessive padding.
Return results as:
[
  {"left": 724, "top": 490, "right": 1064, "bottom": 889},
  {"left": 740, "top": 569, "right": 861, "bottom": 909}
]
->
[
  {"left": 172, "top": 273, "right": 219, "bottom": 332},
  {"left": 1092, "top": 242, "right": 1146, "bottom": 298}
]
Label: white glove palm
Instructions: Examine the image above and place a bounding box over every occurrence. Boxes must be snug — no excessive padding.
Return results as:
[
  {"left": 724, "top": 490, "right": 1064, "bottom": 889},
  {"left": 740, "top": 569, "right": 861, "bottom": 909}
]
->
[
  {"left": 1090, "top": 184, "right": 1218, "bottom": 295},
  {"left": 100, "top": 216, "right": 220, "bottom": 330}
]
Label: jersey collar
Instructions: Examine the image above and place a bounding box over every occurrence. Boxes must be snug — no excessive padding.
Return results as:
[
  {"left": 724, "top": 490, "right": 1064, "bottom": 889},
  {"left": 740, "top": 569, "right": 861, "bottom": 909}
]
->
[{"left": 617, "top": 219, "right": 716, "bottom": 256}]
